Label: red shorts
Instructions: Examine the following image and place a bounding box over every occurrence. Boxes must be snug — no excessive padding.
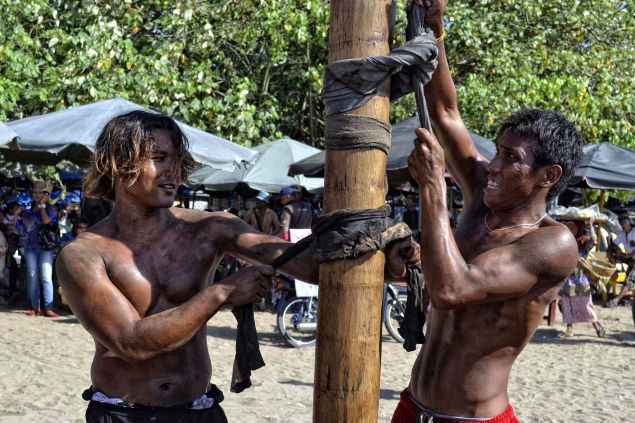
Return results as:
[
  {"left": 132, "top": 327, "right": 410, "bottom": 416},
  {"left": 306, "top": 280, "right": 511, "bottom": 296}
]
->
[{"left": 392, "top": 389, "right": 520, "bottom": 423}]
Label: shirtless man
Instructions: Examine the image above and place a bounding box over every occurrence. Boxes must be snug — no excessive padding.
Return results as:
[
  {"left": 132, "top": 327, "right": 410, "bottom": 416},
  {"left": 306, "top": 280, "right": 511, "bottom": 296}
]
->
[
  {"left": 56, "top": 110, "right": 415, "bottom": 422},
  {"left": 392, "top": 2, "right": 584, "bottom": 421}
]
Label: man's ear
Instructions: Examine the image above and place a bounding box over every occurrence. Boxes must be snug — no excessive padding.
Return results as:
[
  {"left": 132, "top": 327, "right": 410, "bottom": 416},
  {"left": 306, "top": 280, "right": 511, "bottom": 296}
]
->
[{"left": 541, "top": 164, "right": 563, "bottom": 188}]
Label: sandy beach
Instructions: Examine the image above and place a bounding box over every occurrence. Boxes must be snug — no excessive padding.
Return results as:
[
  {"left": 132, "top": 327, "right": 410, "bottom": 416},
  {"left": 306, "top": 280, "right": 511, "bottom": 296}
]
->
[{"left": 0, "top": 302, "right": 632, "bottom": 423}]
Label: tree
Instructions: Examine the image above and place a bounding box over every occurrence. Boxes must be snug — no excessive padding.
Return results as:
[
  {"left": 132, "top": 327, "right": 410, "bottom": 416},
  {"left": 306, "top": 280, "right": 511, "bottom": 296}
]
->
[
  {"left": 1, "top": 1, "right": 633, "bottom": 151},
  {"left": 0, "top": 0, "right": 328, "bottom": 147},
  {"left": 442, "top": 0, "right": 635, "bottom": 147}
]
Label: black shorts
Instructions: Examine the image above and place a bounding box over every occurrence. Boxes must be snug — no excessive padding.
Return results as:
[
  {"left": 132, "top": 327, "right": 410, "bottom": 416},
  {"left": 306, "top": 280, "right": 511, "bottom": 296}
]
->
[{"left": 84, "top": 385, "right": 228, "bottom": 423}]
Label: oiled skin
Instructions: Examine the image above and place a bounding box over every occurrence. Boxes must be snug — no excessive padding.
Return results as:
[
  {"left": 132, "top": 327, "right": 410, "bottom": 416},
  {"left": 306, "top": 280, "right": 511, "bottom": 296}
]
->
[
  {"left": 57, "top": 208, "right": 315, "bottom": 405},
  {"left": 56, "top": 129, "right": 418, "bottom": 407},
  {"left": 405, "top": 0, "right": 579, "bottom": 417}
]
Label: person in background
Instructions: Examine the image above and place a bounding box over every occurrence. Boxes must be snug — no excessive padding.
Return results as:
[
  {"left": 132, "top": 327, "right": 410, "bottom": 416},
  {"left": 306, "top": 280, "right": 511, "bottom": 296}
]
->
[
  {"left": 243, "top": 191, "right": 280, "bottom": 235},
  {"left": 81, "top": 197, "right": 113, "bottom": 226},
  {"left": 61, "top": 217, "right": 91, "bottom": 246},
  {"left": 1, "top": 202, "right": 22, "bottom": 302},
  {"left": 557, "top": 221, "right": 605, "bottom": 338},
  {"left": 606, "top": 214, "right": 635, "bottom": 307},
  {"left": 15, "top": 181, "right": 60, "bottom": 317},
  {"left": 57, "top": 205, "right": 72, "bottom": 236},
  {"left": 276, "top": 185, "right": 312, "bottom": 240},
  {"left": 402, "top": 196, "right": 419, "bottom": 239}
]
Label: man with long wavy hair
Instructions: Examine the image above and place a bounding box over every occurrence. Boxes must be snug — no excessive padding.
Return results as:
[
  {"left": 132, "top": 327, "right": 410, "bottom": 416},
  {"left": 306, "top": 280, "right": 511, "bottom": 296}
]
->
[
  {"left": 56, "top": 110, "right": 311, "bottom": 421},
  {"left": 56, "top": 110, "right": 417, "bottom": 422}
]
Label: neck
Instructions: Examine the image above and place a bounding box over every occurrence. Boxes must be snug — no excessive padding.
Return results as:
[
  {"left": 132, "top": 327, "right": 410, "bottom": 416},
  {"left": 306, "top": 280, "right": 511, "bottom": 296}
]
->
[
  {"left": 110, "top": 195, "right": 172, "bottom": 237},
  {"left": 486, "top": 200, "right": 548, "bottom": 229}
]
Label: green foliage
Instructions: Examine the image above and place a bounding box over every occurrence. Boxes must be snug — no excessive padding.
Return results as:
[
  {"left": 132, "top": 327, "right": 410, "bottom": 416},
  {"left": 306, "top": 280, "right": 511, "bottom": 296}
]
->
[
  {"left": 445, "top": 0, "right": 635, "bottom": 148},
  {"left": 0, "top": 0, "right": 633, "bottom": 153},
  {"left": 0, "top": 0, "right": 328, "bottom": 147}
]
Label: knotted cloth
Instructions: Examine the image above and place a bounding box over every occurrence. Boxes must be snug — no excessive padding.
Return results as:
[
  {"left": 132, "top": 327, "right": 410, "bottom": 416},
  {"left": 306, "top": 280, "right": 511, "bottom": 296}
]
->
[
  {"left": 321, "top": 3, "right": 439, "bottom": 154},
  {"left": 274, "top": 204, "right": 410, "bottom": 265},
  {"left": 323, "top": 34, "right": 439, "bottom": 117},
  {"left": 231, "top": 205, "right": 426, "bottom": 392}
]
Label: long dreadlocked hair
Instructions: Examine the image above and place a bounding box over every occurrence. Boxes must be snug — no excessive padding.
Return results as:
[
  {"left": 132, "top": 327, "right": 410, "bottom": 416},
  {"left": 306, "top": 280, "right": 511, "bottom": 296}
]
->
[{"left": 83, "top": 110, "right": 197, "bottom": 201}]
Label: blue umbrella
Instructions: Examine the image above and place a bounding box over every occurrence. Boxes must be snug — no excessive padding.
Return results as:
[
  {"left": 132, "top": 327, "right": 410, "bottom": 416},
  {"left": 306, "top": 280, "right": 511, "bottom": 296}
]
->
[{"left": 5, "top": 191, "right": 32, "bottom": 206}]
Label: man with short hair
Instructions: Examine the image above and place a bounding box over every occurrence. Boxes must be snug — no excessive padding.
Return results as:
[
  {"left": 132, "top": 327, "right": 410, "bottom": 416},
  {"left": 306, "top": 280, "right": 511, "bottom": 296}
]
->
[
  {"left": 392, "top": 2, "right": 584, "bottom": 421},
  {"left": 243, "top": 191, "right": 280, "bottom": 235},
  {"left": 606, "top": 214, "right": 635, "bottom": 307},
  {"left": 402, "top": 196, "right": 419, "bottom": 236},
  {"left": 56, "top": 110, "right": 416, "bottom": 422},
  {"left": 276, "top": 185, "right": 312, "bottom": 240}
]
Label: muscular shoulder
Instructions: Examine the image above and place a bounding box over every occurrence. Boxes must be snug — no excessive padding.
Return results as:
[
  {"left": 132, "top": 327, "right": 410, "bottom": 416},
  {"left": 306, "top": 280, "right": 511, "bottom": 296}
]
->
[
  {"left": 515, "top": 221, "right": 578, "bottom": 281},
  {"left": 171, "top": 207, "right": 254, "bottom": 243},
  {"left": 56, "top": 235, "right": 106, "bottom": 284},
  {"left": 59, "top": 230, "right": 107, "bottom": 259}
]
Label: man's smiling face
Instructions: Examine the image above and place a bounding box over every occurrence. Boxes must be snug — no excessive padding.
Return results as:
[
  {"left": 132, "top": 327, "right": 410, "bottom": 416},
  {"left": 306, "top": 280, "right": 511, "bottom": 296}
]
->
[
  {"left": 124, "top": 129, "right": 178, "bottom": 209},
  {"left": 484, "top": 132, "right": 549, "bottom": 211}
]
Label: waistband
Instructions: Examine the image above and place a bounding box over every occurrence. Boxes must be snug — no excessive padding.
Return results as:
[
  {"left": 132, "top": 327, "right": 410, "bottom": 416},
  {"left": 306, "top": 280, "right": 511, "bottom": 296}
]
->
[
  {"left": 400, "top": 389, "right": 518, "bottom": 423},
  {"left": 82, "top": 384, "right": 224, "bottom": 411}
]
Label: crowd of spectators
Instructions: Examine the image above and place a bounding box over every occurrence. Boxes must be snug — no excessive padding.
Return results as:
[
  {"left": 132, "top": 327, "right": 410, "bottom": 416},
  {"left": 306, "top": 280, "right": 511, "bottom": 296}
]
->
[
  {"left": 2, "top": 179, "right": 631, "bottom": 324},
  {"left": 0, "top": 180, "right": 89, "bottom": 315}
]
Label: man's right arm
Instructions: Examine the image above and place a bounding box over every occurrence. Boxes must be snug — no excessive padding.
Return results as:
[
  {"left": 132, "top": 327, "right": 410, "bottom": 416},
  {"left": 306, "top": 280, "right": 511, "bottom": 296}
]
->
[
  {"left": 423, "top": 0, "right": 489, "bottom": 206},
  {"left": 56, "top": 241, "right": 272, "bottom": 363}
]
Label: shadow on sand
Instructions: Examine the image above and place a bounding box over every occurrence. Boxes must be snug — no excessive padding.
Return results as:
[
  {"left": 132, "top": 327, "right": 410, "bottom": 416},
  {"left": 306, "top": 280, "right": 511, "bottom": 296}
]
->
[{"left": 531, "top": 327, "right": 635, "bottom": 347}]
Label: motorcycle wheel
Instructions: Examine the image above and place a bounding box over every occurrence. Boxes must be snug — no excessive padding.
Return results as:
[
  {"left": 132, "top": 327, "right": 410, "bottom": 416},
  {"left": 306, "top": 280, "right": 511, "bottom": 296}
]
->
[
  {"left": 277, "top": 297, "right": 317, "bottom": 348},
  {"left": 384, "top": 294, "right": 408, "bottom": 343}
]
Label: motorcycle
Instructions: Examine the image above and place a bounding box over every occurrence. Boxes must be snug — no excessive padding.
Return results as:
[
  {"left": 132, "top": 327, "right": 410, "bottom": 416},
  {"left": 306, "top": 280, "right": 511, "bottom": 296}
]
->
[{"left": 275, "top": 280, "right": 409, "bottom": 348}]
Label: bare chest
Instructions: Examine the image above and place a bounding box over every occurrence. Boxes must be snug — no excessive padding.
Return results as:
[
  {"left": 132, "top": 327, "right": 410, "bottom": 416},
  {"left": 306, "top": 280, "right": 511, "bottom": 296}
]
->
[
  {"left": 454, "top": 217, "right": 500, "bottom": 261},
  {"left": 103, "top": 238, "right": 218, "bottom": 316}
]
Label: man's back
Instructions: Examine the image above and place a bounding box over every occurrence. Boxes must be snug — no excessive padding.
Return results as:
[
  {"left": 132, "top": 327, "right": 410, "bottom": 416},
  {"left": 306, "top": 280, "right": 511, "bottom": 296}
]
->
[{"left": 283, "top": 200, "right": 313, "bottom": 229}]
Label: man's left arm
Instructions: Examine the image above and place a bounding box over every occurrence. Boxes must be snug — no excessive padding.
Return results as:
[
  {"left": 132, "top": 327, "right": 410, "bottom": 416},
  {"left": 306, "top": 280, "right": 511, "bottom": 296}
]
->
[
  {"left": 219, "top": 212, "right": 419, "bottom": 284},
  {"left": 409, "top": 128, "right": 578, "bottom": 308},
  {"left": 219, "top": 212, "right": 318, "bottom": 282}
]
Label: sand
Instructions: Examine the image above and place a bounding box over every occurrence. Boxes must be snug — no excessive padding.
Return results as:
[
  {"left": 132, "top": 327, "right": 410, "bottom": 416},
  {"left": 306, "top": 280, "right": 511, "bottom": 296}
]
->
[{"left": 0, "top": 303, "right": 633, "bottom": 423}]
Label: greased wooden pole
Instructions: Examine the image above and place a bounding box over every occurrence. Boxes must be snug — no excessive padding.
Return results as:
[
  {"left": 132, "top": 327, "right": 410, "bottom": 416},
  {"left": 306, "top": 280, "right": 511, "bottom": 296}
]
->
[{"left": 313, "top": 1, "right": 391, "bottom": 422}]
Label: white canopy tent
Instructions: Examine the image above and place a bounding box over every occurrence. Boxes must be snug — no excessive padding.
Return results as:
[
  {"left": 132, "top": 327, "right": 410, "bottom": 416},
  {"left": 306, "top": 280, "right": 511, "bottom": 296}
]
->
[
  {"left": 3, "top": 98, "right": 257, "bottom": 170},
  {"left": 0, "top": 121, "right": 17, "bottom": 146},
  {"left": 188, "top": 137, "right": 324, "bottom": 193}
]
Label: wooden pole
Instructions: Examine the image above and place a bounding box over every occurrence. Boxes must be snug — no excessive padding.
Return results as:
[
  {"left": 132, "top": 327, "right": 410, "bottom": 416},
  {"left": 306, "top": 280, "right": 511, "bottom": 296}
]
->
[{"left": 314, "top": 1, "right": 391, "bottom": 422}]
